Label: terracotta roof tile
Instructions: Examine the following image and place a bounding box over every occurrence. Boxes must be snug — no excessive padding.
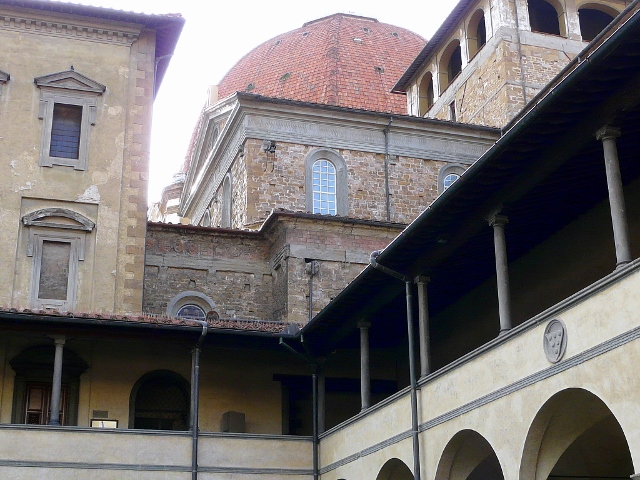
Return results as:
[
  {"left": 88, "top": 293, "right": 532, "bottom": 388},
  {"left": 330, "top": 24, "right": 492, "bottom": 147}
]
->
[{"left": 217, "top": 13, "right": 425, "bottom": 115}]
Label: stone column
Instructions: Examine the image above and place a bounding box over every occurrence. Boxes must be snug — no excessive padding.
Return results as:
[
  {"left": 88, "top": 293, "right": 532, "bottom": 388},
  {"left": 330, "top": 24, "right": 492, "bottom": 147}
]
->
[
  {"left": 48, "top": 336, "right": 66, "bottom": 426},
  {"left": 415, "top": 276, "right": 431, "bottom": 377},
  {"left": 489, "top": 214, "right": 512, "bottom": 334},
  {"left": 596, "top": 126, "right": 632, "bottom": 267},
  {"left": 358, "top": 321, "right": 371, "bottom": 410}
]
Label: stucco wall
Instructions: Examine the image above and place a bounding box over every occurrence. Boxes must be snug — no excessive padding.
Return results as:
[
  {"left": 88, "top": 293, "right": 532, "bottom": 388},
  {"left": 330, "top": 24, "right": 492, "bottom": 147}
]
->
[{"left": 0, "top": 5, "right": 152, "bottom": 314}]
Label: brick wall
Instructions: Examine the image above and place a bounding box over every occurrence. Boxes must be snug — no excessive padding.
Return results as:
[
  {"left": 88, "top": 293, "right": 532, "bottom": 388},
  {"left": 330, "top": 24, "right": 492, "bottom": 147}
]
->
[
  {"left": 226, "top": 139, "right": 447, "bottom": 229},
  {"left": 144, "top": 225, "right": 273, "bottom": 320}
]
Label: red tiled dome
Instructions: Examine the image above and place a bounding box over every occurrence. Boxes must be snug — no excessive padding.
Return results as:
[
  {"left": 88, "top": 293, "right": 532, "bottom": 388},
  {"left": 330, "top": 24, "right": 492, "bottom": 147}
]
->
[{"left": 217, "top": 13, "right": 426, "bottom": 114}]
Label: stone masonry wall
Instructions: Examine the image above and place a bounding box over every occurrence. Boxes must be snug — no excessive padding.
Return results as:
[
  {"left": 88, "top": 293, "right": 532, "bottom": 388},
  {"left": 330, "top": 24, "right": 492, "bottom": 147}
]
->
[
  {"left": 276, "top": 217, "right": 404, "bottom": 324},
  {"left": 243, "top": 139, "right": 446, "bottom": 229},
  {"left": 433, "top": 36, "right": 577, "bottom": 128},
  {"left": 144, "top": 224, "right": 273, "bottom": 320}
]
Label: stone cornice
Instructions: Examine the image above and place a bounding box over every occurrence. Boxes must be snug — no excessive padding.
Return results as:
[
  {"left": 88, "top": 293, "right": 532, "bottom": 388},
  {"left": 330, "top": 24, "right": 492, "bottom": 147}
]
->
[{"left": 0, "top": 8, "right": 141, "bottom": 46}]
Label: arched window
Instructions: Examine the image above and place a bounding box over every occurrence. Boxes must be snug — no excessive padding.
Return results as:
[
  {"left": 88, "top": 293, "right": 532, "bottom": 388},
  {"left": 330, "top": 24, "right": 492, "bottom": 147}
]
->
[
  {"left": 439, "top": 40, "right": 462, "bottom": 94},
  {"left": 578, "top": 5, "right": 617, "bottom": 42},
  {"left": 439, "top": 164, "right": 466, "bottom": 193},
  {"left": 167, "top": 291, "right": 217, "bottom": 319},
  {"left": 305, "top": 149, "right": 348, "bottom": 216},
  {"left": 312, "top": 159, "right": 337, "bottom": 215},
  {"left": 468, "top": 10, "right": 487, "bottom": 59},
  {"left": 176, "top": 304, "right": 206, "bottom": 320},
  {"left": 418, "top": 72, "right": 434, "bottom": 116},
  {"left": 528, "top": 0, "right": 566, "bottom": 37},
  {"left": 201, "top": 209, "right": 211, "bottom": 228},
  {"left": 130, "top": 370, "right": 190, "bottom": 431},
  {"left": 221, "top": 173, "right": 232, "bottom": 228}
]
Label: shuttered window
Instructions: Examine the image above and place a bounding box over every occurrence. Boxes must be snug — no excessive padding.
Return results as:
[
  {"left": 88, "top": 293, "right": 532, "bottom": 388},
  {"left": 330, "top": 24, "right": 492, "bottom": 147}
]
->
[{"left": 49, "top": 103, "right": 82, "bottom": 159}]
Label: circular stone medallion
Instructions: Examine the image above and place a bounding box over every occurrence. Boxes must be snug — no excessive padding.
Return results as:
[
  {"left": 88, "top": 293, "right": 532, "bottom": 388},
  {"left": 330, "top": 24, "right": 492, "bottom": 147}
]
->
[{"left": 543, "top": 319, "right": 567, "bottom": 363}]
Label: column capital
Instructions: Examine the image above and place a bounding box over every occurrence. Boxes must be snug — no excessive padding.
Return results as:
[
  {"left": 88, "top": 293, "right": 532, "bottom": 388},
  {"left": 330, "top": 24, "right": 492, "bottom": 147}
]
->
[
  {"left": 595, "top": 126, "right": 621, "bottom": 142},
  {"left": 488, "top": 214, "right": 509, "bottom": 227},
  {"left": 414, "top": 276, "right": 430, "bottom": 285},
  {"left": 50, "top": 335, "right": 66, "bottom": 347},
  {"left": 357, "top": 321, "right": 371, "bottom": 330}
]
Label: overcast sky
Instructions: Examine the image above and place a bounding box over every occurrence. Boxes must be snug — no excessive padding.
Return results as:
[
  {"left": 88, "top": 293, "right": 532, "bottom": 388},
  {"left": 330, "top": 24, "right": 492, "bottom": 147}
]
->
[{"left": 72, "top": 0, "right": 460, "bottom": 201}]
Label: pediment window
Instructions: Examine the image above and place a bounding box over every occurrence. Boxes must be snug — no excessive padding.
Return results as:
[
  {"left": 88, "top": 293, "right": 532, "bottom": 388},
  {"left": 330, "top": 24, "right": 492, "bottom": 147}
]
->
[
  {"left": 35, "top": 68, "right": 106, "bottom": 171},
  {"left": 22, "top": 208, "right": 95, "bottom": 311}
]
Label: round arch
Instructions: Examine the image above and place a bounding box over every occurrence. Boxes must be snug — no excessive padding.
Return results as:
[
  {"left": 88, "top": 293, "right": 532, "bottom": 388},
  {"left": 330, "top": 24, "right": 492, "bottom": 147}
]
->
[
  {"left": 376, "top": 458, "right": 413, "bottom": 480},
  {"left": 129, "top": 369, "right": 190, "bottom": 431},
  {"left": 467, "top": 9, "right": 487, "bottom": 59},
  {"left": 519, "top": 388, "right": 634, "bottom": 480},
  {"left": 435, "top": 429, "right": 505, "bottom": 480},
  {"left": 438, "top": 39, "right": 462, "bottom": 94},
  {"left": 528, "top": 0, "right": 567, "bottom": 37},
  {"left": 577, "top": 3, "right": 619, "bottom": 42},
  {"left": 304, "top": 148, "right": 348, "bottom": 216},
  {"left": 166, "top": 290, "right": 218, "bottom": 319}
]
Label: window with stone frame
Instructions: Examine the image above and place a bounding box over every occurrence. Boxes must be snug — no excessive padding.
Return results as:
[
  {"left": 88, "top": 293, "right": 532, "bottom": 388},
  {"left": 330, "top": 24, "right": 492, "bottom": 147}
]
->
[
  {"left": 35, "top": 69, "right": 105, "bottom": 170},
  {"left": 305, "top": 148, "right": 348, "bottom": 216},
  {"left": 438, "top": 164, "right": 466, "bottom": 193},
  {"left": 23, "top": 208, "right": 95, "bottom": 311}
]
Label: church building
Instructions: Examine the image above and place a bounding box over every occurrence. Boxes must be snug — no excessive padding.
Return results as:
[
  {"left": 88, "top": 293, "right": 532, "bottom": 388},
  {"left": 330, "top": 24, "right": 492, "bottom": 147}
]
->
[{"left": 0, "top": 0, "right": 639, "bottom": 479}]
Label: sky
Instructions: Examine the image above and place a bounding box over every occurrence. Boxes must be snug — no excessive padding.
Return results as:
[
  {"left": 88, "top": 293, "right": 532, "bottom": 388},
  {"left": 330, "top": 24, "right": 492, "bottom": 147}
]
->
[{"left": 71, "top": 0, "right": 461, "bottom": 201}]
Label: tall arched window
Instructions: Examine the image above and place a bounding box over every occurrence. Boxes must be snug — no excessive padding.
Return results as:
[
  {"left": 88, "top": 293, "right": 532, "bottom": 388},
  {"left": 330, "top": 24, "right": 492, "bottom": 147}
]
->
[
  {"left": 578, "top": 5, "right": 617, "bottom": 42},
  {"left": 312, "top": 159, "right": 337, "bottom": 215},
  {"left": 528, "top": 0, "right": 566, "bottom": 37},
  {"left": 468, "top": 10, "right": 487, "bottom": 59},
  {"left": 418, "top": 72, "right": 434, "bottom": 116},
  {"left": 221, "top": 173, "right": 232, "bottom": 228},
  {"left": 439, "top": 40, "right": 462, "bottom": 93},
  {"left": 130, "top": 370, "right": 190, "bottom": 431},
  {"left": 305, "top": 149, "right": 348, "bottom": 216}
]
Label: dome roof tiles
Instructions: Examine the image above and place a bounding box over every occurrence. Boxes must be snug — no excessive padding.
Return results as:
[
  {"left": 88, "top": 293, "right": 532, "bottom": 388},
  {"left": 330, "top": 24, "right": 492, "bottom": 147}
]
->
[{"left": 217, "top": 13, "right": 426, "bottom": 114}]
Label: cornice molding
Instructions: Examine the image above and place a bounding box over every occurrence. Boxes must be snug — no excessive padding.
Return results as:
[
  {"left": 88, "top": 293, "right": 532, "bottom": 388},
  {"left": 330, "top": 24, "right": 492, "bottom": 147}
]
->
[{"left": 0, "top": 10, "right": 140, "bottom": 46}]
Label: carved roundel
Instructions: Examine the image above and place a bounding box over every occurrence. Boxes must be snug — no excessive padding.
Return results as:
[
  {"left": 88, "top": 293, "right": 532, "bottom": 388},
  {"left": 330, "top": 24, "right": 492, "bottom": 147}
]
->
[{"left": 543, "top": 319, "right": 567, "bottom": 363}]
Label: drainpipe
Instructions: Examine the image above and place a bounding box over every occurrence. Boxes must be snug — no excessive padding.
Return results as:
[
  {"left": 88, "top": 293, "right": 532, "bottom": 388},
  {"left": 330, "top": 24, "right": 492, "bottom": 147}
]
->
[
  {"left": 153, "top": 54, "right": 173, "bottom": 97},
  {"left": 307, "top": 260, "right": 318, "bottom": 323},
  {"left": 370, "top": 251, "right": 421, "bottom": 480},
  {"left": 383, "top": 117, "right": 394, "bottom": 222},
  {"left": 190, "top": 320, "right": 209, "bottom": 480},
  {"left": 279, "top": 338, "right": 319, "bottom": 480}
]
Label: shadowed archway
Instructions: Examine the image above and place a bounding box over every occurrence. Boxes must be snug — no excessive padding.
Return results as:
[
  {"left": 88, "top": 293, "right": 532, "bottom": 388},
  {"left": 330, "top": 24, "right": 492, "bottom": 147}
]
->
[
  {"left": 519, "top": 388, "right": 634, "bottom": 480},
  {"left": 376, "top": 458, "right": 414, "bottom": 480},
  {"left": 435, "top": 429, "right": 505, "bottom": 480}
]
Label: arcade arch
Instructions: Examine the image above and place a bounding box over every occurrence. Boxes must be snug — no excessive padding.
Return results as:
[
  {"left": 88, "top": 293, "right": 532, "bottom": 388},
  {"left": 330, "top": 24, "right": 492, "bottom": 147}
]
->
[
  {"left": 435, "top": 429, "right": 505, "bottom": 480},
  {"left": 376, "top": 458, "right": 413, "bottom": 480},
  {"left": 578, "top": 3, "right": 619, "bottom": 41},
  {"left": 439, "top": 40, "right": 463, "bottom": 94},
  {"left": 519, "top": 388, "right": 634, "bottom": 480}
]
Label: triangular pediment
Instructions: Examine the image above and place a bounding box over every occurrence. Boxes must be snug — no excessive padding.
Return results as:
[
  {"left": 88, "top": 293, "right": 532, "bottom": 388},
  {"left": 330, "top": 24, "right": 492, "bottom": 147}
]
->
[
  {"left": 34, "top": 69, "right": 105, "bottom": 94},
  {"left": 0, "top": 70, "right": 9, "bottom": 83}
]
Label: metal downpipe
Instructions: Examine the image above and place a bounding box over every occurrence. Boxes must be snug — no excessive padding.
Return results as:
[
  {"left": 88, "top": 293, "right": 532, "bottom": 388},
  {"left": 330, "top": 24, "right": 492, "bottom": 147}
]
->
[
  {"left": 370, "top": 251, "right": 421, "bottom": 480},
  {"left": 384, "top": 117, "right": 393, "bottom": 222},
  {"left": 190, "top": 320, "right": 209, "bottom": 480}
]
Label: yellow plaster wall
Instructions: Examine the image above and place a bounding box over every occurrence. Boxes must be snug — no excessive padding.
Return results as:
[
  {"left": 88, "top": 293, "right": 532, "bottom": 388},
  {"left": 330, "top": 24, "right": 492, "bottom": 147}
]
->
[{"left": 0, "top": 5, "right": 151, "bottom": 314}]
